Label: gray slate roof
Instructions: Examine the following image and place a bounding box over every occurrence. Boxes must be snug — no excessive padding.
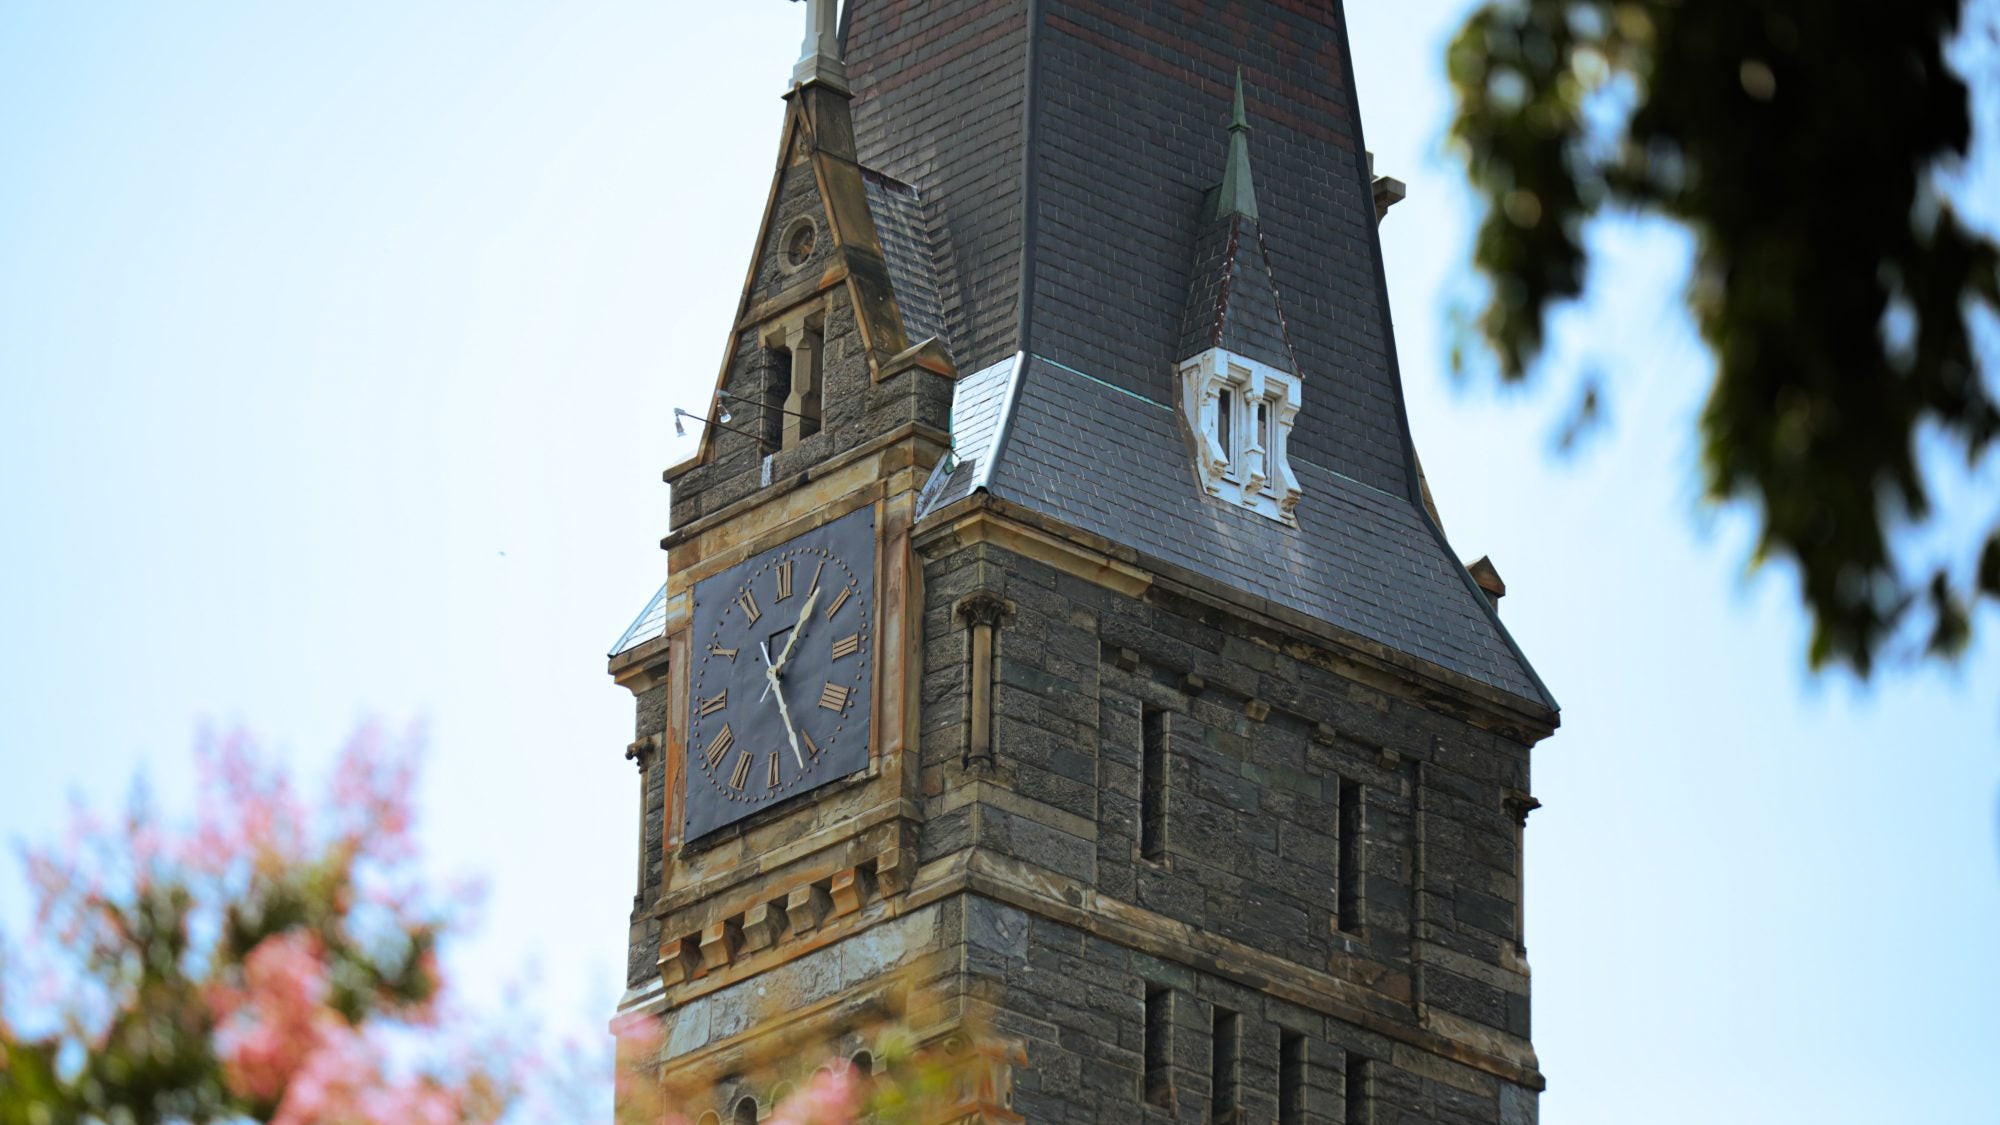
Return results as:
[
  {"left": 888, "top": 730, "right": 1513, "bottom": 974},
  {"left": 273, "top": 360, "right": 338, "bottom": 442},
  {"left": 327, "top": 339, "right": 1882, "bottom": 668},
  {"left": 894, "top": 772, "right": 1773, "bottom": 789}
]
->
[
  {"left": 1179, "top": 214, "right": 1298, "bottom": 375},
  {"left": 917, "top": 352, "right": 1018, "bottom": 514},
  {"left": 862, "top": 169, "right": 948, "bottom": 350},
  {"left": 917, "top": 356, "right": 1553, "bottom": 708},
  {"left": 611, "top": 582, "right": 667, "bottom": 658}
]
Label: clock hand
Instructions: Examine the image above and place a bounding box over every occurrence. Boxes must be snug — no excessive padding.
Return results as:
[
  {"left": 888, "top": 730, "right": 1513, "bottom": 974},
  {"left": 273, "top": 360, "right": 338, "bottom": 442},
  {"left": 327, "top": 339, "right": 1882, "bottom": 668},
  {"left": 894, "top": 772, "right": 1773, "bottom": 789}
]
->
[
  {"left": 759, "top": 640, "right": 777, "bottom": 701},
  {"left": 773, "top": 582, "right": 821, "bottom": 674},
  {"left": 768, "top": 663, "right": 806, "bottom": 769}
]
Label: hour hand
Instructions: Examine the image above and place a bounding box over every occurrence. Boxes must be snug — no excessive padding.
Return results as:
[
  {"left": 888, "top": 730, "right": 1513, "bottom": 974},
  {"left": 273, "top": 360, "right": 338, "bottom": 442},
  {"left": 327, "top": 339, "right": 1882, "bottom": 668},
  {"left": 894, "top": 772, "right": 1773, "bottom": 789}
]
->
[{"left": 760, "top": 640, "right": 778, "bottom": 700}]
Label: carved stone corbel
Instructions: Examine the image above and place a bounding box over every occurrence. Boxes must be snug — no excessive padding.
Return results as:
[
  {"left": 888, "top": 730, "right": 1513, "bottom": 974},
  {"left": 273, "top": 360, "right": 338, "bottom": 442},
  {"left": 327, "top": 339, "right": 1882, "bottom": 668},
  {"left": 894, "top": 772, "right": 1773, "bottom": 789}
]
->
[
  {"left": 658, "top": 935, "right": 700, "bottom": 986},
  {"left": 787, "top": 881, "right": 833, "bottom": 935},
  {"left": 874, "top": 846, "right": 914, "bottom": 898},
  {"left": 828, "top": 867, "right": 868, "bottom": 919},
  {"left": 741, "top": 899, "right": 789, "bottom": 955},
  {"left": 1503, "top": 793, "right": 1542, "bottom": 827},
  {"left": 698, "top": 918, "right": 742, "bottom": 972}
]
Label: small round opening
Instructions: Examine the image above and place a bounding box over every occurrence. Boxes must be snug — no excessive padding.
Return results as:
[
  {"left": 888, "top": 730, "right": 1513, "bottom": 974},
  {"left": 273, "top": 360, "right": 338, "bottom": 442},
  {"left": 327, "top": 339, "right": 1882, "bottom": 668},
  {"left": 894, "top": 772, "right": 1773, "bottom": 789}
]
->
[{"left": 784, "top": 220, "right": 817, "bottom": 268}]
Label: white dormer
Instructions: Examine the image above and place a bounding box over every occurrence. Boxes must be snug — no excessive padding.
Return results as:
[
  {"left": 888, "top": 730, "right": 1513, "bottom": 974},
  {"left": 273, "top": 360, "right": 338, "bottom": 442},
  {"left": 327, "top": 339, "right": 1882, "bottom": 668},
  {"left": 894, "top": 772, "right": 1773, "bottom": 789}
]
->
[{"left": 1180, "top": 347, "right": 1302, "bottom": 525}]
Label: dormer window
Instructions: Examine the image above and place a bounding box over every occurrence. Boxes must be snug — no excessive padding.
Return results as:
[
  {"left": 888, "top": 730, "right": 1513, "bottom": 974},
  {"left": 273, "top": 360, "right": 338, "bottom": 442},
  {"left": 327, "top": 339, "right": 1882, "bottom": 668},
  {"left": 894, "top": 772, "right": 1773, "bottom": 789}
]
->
[{"left": 1179, "top": 348, "right": 1302, "bottom": 524}]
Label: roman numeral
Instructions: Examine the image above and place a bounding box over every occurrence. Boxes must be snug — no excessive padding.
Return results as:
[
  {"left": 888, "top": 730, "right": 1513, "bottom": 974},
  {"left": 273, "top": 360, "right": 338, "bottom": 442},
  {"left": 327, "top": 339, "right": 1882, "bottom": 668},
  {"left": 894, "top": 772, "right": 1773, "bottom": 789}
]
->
[
  {"left": 729, "top": 751, "right": 752, "bottom": 790},
  {"left": 830, "top": 633, "right": 860, "bottom": 660},
  {"left": 824, "top": 585, "right": 852, "bottom": 620},
  {"left": 818, "top": 683, "right": 851, "bottom": 712},
  {"left": 708, "top": 644, "right": 738, "bottom": 660},
  {"left": 698, "top": 690, "right": 727, "bottom": 716},
  {"left": 775, "top": 560, "right": 793, "bottom": 601},
  {"left": 702, "top": 724, "right": 734, "bottom": 768},
  {"left": 736, "top": 588, "right": 761, "bottom": 624},
  {"left": 801, "top": 730, "right": 822, "bottom": 759},
  {"left": 767, "top": 752, "right": 780, "bottom": 789},
  {"left": 808, "top": 560, "right": 824, "bottom": 598}
]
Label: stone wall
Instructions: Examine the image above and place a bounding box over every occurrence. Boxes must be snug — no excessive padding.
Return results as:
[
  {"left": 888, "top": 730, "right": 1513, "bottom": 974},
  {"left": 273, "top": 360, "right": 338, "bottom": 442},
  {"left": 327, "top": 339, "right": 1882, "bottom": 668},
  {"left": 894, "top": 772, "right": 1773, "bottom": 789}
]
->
[
  {"left": 963, "top": 895, "right": 1538, "bottom": 1125},
  {"left": 912, "top": 529, "right": 1542, "bottom": 1121}
]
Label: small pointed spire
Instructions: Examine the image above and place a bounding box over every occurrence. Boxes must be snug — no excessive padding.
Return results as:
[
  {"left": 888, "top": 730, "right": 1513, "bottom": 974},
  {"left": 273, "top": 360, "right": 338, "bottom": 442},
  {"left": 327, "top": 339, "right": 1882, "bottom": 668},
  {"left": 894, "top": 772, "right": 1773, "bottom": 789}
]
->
[
  {"left": 1215, "top": 69, "right": 1259, "bottom": 222},
  {"left": 791, "top": 0, "right": 849, "bottom": 92}
]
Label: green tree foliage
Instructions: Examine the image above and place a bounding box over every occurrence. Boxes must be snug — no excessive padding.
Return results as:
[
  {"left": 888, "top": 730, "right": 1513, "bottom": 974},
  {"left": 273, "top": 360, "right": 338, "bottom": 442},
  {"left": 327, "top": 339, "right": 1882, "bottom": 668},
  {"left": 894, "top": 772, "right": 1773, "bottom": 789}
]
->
[{"left": 1448, "top": 0, "right": 2000, "bottom": 673}]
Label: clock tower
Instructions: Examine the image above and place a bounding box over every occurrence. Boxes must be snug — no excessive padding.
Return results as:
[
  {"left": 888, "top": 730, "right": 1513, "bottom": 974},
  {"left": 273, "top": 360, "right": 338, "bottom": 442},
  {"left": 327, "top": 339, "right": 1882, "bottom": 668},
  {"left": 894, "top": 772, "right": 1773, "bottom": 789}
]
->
[{"left": 607, "top": 3, "right": 1560, "bottom": 1123}]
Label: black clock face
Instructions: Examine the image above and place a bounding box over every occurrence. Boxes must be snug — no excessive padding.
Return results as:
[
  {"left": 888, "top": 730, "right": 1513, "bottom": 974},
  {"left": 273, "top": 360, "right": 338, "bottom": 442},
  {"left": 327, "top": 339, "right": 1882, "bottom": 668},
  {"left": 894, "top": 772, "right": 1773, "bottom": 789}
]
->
[{"left": 684, "top": 505, "right": 875, "bottom": 840}]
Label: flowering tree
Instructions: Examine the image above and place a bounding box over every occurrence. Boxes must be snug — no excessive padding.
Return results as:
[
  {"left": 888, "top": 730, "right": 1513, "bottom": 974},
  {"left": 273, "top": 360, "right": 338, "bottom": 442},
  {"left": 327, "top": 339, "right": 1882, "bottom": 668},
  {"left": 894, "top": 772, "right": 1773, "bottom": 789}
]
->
[
  {"left": 0, "top": 727, "right": 520, "bottom": 1125},
  {"left": 1, "top": 726, "right": 1010, "bottom": 1125}
]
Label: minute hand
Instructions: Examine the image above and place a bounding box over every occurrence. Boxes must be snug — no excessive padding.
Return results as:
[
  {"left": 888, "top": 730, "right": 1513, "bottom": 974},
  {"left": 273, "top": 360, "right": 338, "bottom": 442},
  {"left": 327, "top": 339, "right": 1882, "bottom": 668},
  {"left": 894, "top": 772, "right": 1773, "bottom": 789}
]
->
[{"left": 773, "top": 582, "right": 821, "bottom": 673}]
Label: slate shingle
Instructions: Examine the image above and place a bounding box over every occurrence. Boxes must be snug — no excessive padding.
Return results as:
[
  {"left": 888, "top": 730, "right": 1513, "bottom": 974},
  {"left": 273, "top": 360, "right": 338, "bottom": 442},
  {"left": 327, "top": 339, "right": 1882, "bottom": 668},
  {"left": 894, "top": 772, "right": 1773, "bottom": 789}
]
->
[
  {"left": 918, "top": 357, "right": 1552, "bottom": 707},
  {"left": 862, "top": 169, "right": 950, "bottom": 350},
  {"left": 854, "top": 2, "right": 1554, "bottom": 711}
]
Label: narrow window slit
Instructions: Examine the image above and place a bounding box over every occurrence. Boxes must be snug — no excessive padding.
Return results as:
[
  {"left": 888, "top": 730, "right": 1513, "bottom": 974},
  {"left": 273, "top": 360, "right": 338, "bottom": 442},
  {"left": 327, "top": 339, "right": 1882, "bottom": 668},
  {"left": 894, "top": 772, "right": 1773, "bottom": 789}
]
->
[
  {"left": 1338, "top": 778, "right": 1364, "bottom": 933},
  {"left": 1140, "top": 707, "right": 1168, "bottom": 861},
  {"left": 1279, "top": 1031, "right": 1305, "bottom": 1125},
  {"left": 1344, "top": 1055, "right": 1370, "bottom": 1125},
  {"left": 1143, "top": 987, "right": 1173, "bottom": 1107},
  {"left": 1210, "top": 1007, "right": 1240, "bottom": 1123}
]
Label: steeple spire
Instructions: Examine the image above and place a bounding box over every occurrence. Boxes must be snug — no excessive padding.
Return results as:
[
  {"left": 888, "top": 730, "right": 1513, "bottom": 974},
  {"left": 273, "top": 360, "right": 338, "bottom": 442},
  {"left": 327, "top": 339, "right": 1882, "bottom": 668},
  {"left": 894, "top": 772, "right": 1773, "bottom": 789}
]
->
[
  {"left": 1215, "top": 69, "right": 1259, "bottom": 221},
  {"left": 791, "top": 0, "right": 849, "bottom": 93}
]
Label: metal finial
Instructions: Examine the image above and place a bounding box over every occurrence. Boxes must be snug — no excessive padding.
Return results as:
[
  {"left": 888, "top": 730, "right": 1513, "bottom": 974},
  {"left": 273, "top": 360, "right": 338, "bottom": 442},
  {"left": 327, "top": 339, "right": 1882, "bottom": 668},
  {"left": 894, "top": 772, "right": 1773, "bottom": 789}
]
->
[{"left": 1216, "top": 69, "right": 1259, "bottom": 221}]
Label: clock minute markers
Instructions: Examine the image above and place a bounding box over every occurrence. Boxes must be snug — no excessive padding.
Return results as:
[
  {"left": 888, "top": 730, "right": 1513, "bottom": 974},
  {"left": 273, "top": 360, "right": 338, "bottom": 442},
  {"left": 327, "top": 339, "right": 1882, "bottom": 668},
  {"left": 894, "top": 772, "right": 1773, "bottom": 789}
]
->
[{"left": 691, "top": 527, "right": 869, "bottom": 827}]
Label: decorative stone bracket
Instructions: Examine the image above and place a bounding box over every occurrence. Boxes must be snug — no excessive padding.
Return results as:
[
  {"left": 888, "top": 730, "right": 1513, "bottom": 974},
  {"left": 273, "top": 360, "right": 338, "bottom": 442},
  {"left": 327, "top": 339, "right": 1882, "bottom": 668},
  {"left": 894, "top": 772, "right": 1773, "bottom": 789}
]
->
[
  {"left": 656, "top": 849, "right": 909, "bottom": 992},
  {"left": 1503, "top": 793, "right": 1542, "bottom": 827}
]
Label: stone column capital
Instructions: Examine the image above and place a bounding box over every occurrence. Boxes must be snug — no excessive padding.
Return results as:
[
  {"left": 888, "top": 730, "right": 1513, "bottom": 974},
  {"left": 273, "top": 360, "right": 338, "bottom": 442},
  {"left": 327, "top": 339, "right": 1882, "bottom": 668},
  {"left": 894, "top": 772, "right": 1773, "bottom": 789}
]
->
[{"left": 956, "top": 592, "right": 1008, "bottom": 629}]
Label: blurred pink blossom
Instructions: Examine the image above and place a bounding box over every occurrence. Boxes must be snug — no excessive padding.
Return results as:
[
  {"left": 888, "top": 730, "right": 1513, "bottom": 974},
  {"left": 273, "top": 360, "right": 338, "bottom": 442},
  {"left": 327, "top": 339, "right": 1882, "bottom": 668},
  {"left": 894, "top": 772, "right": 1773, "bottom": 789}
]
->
[
  {"left": 767, "top": 1063, "right": 862, "bottom": 1125},
  {"left": 2, "top": 725, "right": 521, "bottom": 1125}
]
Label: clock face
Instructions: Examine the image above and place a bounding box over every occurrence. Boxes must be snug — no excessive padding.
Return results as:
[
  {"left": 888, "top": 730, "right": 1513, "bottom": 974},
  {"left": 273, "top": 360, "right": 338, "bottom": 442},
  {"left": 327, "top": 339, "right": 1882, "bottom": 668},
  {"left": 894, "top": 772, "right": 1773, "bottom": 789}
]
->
[{"left": 683, "top": 505, "right": 875, "bottom": 840}]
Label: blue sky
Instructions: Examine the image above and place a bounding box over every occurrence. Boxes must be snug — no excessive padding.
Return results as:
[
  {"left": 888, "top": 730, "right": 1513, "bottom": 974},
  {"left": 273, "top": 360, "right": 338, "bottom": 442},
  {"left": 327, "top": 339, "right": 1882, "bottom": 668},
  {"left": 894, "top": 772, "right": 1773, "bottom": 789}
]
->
[{"left": 2, "top": 3, "right": 1996, "bottom": 1122}]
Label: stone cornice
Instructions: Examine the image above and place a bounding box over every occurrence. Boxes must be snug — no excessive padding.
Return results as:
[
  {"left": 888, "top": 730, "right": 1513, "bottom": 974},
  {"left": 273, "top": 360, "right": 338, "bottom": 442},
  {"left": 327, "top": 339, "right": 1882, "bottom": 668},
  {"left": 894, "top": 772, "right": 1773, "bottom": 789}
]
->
[
  {"left": 912, "top": 494, "right": 1560, "bottom": 743},
  {"left": 638, "top": 845, "right": 1545, "bottom": 1092}
]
